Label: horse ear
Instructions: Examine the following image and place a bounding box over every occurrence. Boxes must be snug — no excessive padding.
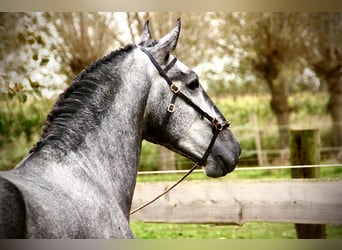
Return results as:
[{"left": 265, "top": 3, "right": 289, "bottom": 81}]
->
[
  {"left": 153, "top": 18, "right": 181, "bottom": 58},
  {"left": 138, "top": 20, "right": 152, "bottom": 46}
]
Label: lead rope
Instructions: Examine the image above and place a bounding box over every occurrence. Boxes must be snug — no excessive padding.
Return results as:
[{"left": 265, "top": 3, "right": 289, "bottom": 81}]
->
[
  {"left": 130, "top": 162, "right": 199, "bottom": 215},
  {"left": 130, "top": 128, "right": 222, "bottom": 215}
]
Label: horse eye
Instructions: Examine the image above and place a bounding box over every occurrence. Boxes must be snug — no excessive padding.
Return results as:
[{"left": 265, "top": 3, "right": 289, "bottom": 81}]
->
[{"left": 186, "top": 79, "right": 199, "bottom": 90}]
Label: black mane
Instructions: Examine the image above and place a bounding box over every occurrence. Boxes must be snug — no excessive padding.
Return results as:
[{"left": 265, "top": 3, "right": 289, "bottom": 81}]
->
[{"left": 30, "top": 44, "right": 136, "bottom": 153}]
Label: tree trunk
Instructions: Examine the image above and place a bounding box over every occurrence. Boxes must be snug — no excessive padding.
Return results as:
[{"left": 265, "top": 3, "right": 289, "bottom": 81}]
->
[
  {"left": 272, "top": 102, "right": 290, "bottom": 149},
  {"left": 326, "top": 73, "right": 342, "bottom": 147},
  {"left": 314, "top": 63, "right": 342, "bottom": 148},
  {"left": 268, "top": 77, "right": 291, "bottom": 149},
  {"left": 258, "top": 52, "right": 291, "bottom": 150}
]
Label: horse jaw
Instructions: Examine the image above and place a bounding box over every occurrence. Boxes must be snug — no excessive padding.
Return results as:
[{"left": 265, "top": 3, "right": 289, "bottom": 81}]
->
[{"left": 171, "top": 119, "right": 240, "bottom": 178}]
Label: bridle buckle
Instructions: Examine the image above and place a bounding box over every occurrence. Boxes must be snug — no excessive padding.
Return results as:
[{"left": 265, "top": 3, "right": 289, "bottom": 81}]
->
[
  {"left": 170, "top": 83, "right": 180, "bottom": 93},
  {"left": 167, "top": 103, "right": 176, "bottom": 113},
  {"left": 212, "top": 118, "right": 230, "bottom": 131}
]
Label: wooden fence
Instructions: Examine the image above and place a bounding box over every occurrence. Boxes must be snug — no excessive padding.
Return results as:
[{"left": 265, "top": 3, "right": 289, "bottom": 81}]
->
[
  {"left": 130, "top": 179, "right": 342, "bottom": 225},
  {"left": 131, "top": 129, "right": 341, "bottom": 239}
]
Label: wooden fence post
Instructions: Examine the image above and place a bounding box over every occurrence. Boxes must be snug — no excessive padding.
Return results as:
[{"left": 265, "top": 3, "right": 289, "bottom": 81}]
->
[
  {"left": 290, "top": 129, "right": 326, "bottom": 239},
  {"left": 251, "top": 114, "right": 264, "bottom": 166}
]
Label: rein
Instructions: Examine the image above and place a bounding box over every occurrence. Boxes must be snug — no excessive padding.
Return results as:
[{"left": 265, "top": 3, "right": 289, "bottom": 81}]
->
[{"left": 130, "top": 48, "right": 230, "bottom": 215}]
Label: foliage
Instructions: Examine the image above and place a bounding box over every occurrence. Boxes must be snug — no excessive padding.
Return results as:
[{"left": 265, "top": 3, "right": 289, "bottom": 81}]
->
[
  {"left": 0, "top": 13, "right": 61, "bottom": 97},
  {"left": 141, "top": 93, "right": 331, "bottom": 170},
  {"left": 302, "top": 13, "right": 342, "bottom": 147},
  {"left": 0, "top": 97, "right": 53, "bottom": 170},
  {"left": 43, "top": 13, "right": 139, "bottom": 81},
  {"left": 1, "top": 13, "right": 340, "bottom": 96},
  {"left": 0, "top": 93, "right": 332, "bottom": 171},
  {"left": 0, "top": 12, "right": 339, "bottom": 170}
]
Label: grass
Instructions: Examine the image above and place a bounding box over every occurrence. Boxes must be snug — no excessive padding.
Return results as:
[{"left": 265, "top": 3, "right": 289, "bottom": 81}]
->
[
  {"left": 130, "top": 222, "right": 342, "bottom": 239},
  {"left": 136, "top": 164, "right": 342, "bottom": 182}
]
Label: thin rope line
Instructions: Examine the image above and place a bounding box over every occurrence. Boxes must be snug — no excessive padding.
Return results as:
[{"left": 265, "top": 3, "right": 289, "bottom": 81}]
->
[
  {"left": 130, "top": 163, "right": 200, "bottom": 215},
  {"left": 137, "top": 164, "right": 342, "bottom": 175}
]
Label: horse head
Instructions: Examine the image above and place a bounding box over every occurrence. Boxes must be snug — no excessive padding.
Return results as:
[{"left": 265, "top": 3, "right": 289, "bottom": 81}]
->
[{"left": 140, "top": 19, "right": 241, "bottom": 178}]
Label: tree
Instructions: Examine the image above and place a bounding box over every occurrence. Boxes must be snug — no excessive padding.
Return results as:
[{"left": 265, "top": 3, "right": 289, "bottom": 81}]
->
[
  {"left": 44, "top": 13, "right": 133, "bottom": 82},
  {"left": 245, "top": 13, "right": 303, "bottom": 149},
  {"left": 301, "top": 13, "right": 342, "bottom": 147},
  {"left": 236, "top": 12, "right": 341, "bottom": 152}
]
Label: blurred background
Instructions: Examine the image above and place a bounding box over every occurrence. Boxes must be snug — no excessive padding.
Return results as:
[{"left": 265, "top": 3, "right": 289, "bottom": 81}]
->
[{"left": 0, "top": 12, "right": 341, "bottom": 171}]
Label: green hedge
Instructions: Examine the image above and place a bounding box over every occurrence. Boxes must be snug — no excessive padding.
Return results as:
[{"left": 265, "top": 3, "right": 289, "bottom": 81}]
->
[
  {"left": 0, "top": 96, "right": 53, "bottom": 170},
  {"left": 0, "top": 92, "right": 331, "bottom": 171}
]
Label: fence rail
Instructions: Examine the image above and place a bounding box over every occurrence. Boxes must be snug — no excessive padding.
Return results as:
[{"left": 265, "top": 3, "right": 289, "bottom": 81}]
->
[
  {"left": 133, "top": 129, "right": 341, "bottom": 239},
  {"left": 130, "top": 179, "right": 342, "bottom": 225}
]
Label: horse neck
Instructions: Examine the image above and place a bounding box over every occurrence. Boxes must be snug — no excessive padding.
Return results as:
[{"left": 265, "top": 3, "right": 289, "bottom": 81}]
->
[
  {"left": 74, "top": 90, "right": 146, "bottom": 215},
  {"left": 74, "top": 49, "right": 152, "bottom": 213},
  {"left": 32, "top": 47, "right": 151, "bottom": 216}
]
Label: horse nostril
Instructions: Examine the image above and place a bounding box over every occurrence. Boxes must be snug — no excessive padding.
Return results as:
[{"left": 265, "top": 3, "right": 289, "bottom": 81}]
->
[{"left": 239, "top": 147, "right": 242, "bottom": 156}]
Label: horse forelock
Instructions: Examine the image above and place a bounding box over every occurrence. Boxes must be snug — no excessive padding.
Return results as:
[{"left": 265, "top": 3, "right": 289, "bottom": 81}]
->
[{"left": 30, "top": 44, "right": 136, "bottom": 153}]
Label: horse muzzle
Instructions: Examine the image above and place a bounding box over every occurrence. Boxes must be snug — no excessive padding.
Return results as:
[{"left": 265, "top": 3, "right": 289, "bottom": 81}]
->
[{"left": 203, "top": 130, "right": 241, "bottom": 178}]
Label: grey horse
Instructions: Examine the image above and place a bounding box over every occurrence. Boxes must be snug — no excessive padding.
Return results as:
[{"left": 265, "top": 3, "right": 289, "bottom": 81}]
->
[{"left": 0, "top": 19, "right": 240, "bottom": 238}]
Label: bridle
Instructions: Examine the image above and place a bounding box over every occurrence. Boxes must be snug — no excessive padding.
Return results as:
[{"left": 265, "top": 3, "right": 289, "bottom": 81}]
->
[
  {"left": 140, "top": 47, "right": 231, "bottom": 163},
  {"left": 130, "top": 47, "right": 230, "bottom": 215}
]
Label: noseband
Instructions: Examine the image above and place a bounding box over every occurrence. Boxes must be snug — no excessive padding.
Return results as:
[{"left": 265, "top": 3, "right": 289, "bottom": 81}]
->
[
  {"left": 140, "top": 47, "right": 230, "bottom": 167},
  {"left": 130, "top": 48, "right": 230, "bottom": 215}
]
